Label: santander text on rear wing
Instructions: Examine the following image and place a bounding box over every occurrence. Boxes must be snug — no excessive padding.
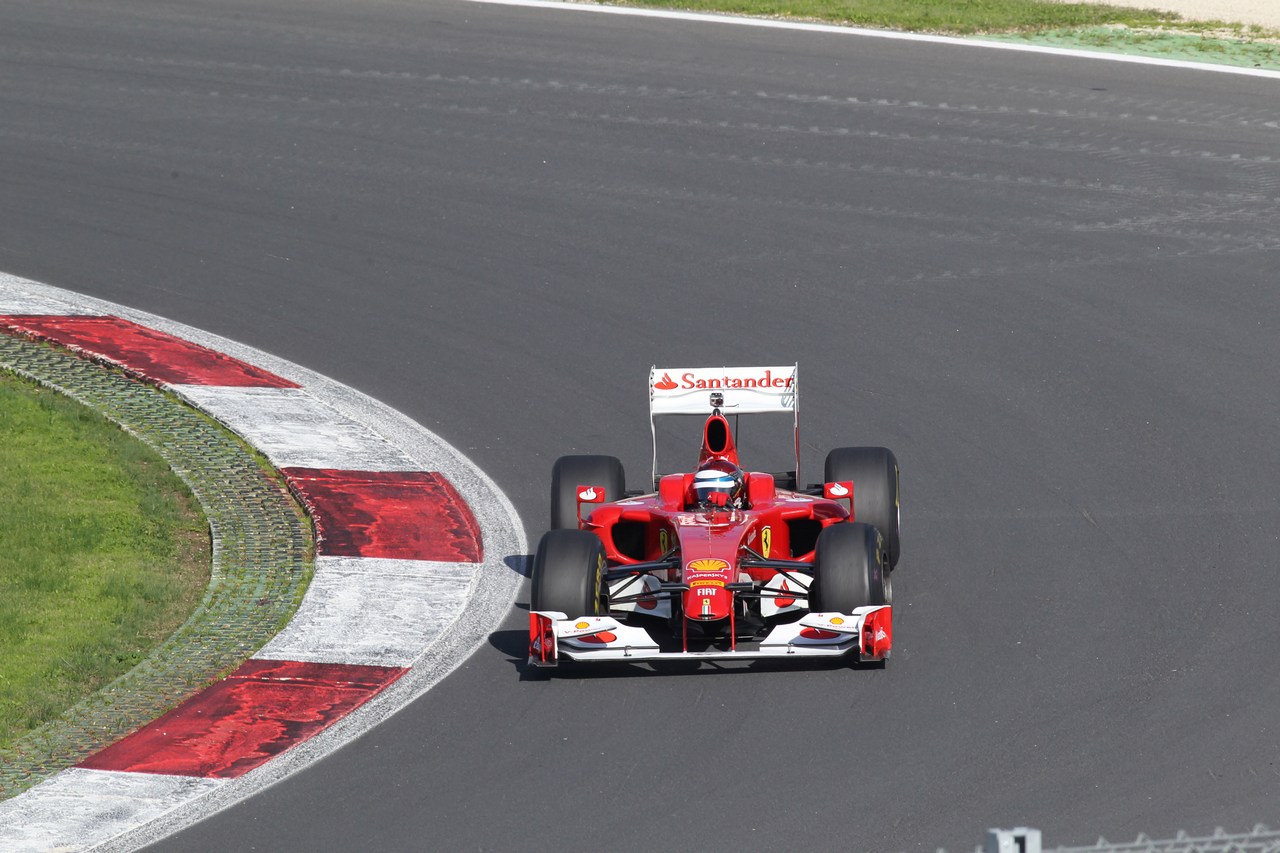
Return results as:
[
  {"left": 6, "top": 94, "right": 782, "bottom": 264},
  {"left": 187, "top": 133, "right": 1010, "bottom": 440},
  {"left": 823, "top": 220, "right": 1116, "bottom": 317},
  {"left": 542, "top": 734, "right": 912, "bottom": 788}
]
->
[{"left": 649, "top": 365, "right": 799, "bottom": 485}]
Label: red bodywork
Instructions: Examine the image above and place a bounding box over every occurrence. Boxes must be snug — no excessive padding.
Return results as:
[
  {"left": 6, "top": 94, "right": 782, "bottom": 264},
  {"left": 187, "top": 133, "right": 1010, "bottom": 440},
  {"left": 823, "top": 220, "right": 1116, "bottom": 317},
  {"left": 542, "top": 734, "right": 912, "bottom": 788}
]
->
[
  {"left": 581, "top": 413, "right": 850, "bottom": 640},
  {"left": 530, "top": 368, "right": 894, "bottom": 668}
]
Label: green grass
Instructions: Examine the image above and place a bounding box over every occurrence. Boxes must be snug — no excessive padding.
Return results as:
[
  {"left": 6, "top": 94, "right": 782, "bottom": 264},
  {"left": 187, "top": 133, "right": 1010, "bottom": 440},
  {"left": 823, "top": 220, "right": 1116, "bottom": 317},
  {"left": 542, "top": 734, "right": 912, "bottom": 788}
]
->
[
  {"left": 621, "top": 0, "right": 1182, "bottom": 33},
  {"left": 0, "top": 370, "right": 209, "bottom": 749},
  {"left": 601, "top": 0, "right": 1280, "bottom": 67}
]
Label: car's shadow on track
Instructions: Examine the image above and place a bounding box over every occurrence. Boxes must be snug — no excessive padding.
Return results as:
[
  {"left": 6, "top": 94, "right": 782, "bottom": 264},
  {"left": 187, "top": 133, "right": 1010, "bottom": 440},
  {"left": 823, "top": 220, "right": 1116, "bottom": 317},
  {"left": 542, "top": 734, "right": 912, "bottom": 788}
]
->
[
  {"left": 505, "top": 554, "right": 532, "bottom": 578},
  {"left": 487, "top": 628, "right": 887, "bottom": 681}
]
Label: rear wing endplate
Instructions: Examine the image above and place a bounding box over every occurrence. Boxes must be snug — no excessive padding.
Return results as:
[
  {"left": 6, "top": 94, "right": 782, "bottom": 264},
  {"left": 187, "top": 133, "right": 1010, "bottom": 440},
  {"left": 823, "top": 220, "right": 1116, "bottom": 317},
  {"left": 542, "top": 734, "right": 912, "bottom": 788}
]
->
[{"left": 649, "top": 365, "right": 799, "bottom": 486}]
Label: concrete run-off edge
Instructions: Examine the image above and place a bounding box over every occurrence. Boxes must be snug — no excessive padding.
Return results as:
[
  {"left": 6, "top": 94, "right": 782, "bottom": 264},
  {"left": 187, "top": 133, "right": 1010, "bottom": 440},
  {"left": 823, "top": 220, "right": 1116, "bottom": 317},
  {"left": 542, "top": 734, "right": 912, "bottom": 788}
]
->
[{"left": 0, "top": 273, "right": 527, "bottom": 851}]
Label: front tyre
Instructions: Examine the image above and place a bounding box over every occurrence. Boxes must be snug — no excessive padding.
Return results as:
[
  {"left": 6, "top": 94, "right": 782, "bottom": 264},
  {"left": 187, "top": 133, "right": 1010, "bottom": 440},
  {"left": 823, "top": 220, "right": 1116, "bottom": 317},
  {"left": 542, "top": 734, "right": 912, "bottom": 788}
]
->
[
  {"left": 809, "top": 522, "right": 887, "bottom": 613},
  {"left": 550, "top": 455, "right": 626, "bottom": 529},
  {"left": 530, "top": 529, "right": 607, "bottom": 617},
  {"left": 824, "top": 446, "right": 900, "bottom": 568}
]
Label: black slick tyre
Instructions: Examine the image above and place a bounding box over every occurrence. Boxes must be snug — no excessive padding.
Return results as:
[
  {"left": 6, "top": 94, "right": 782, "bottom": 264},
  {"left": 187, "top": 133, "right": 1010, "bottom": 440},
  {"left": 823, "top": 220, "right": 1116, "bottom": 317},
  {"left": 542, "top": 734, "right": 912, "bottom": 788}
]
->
[
  {"left": 550, "top": 455, "right": 626, "bottom": 529},
  {"left": 824, "top": 446, "right": 900, "bottom": 568},
  {"left": 809, "top": 522, "right": 887, "bottom": 613},
  {"left": 530, "top": 529, "right": 607, "bottom": 617}
]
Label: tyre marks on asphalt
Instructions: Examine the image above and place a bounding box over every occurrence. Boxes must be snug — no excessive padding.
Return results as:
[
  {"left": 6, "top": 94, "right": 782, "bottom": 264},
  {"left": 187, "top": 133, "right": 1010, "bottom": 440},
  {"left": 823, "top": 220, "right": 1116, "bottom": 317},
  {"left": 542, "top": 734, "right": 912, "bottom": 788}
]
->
[{"left": 4, "top": 40, "right": 1277, "bottom": 283}]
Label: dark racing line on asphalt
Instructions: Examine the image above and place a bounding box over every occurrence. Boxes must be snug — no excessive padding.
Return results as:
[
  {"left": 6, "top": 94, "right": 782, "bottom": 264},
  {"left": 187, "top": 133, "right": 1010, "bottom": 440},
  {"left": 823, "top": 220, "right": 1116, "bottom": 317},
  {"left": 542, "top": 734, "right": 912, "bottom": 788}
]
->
[{"left": 2, "top": 0, "right": 1278, "bottom": 849}]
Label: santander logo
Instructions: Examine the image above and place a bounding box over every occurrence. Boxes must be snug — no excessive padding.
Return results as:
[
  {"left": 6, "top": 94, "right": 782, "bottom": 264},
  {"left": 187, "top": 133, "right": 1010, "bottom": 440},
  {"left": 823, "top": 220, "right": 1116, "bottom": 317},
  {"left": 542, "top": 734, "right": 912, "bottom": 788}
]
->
[
  {"left": 653, "top": 373, "right": 679, "bottom": 391},
  {"left": 578, "top": 487, "right": 597, "bottom": 501},
  {"left": 824, "top": 481, "right": 853, "bottom": 501},
  {"left": 652, "top": 369, "right": 794, "bottom": 392}
]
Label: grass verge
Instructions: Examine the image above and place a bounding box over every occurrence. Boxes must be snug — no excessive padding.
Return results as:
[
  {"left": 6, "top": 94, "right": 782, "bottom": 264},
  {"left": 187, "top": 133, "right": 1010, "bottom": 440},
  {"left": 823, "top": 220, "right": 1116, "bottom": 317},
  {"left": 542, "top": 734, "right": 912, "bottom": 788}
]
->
[
  {"left": 0, "top": 370, "right": 209, "bottom": 751},
  {"left": 597, "top": 0, "right": 1280, "bottom": 68},
  {"left": 618, "top": 0, "right": 1184, "bottom": 32}
]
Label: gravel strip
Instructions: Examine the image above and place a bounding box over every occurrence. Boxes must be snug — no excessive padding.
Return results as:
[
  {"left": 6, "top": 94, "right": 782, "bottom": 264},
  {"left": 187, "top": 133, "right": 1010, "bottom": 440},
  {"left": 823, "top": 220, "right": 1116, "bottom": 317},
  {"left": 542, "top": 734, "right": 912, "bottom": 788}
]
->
[{"left": 1051, "top": 0, "right": 1280, "bottom": 29}]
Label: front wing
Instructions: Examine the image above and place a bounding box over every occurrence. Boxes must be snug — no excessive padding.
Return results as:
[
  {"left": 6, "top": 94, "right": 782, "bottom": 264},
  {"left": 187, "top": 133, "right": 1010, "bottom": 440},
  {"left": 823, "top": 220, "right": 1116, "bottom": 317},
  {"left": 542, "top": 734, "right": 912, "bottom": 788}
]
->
[{"left": 528, "top": 606, "right": 891, "bottom": 667}]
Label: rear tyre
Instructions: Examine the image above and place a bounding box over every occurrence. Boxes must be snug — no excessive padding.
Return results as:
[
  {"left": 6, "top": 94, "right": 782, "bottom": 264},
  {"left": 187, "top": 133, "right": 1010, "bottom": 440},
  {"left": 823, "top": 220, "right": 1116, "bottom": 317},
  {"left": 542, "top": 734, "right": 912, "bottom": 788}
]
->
[
  {"left": 550, "top": 455, "right": 626, "bottom": 529},
  {"left": 824, "top": 446, "right": 900, "bottom": 568},
  {"left": 809, "top": 522, "right": 887, "bottom": 613},
  {"left": 530, "top": 529, "right": 607, "bottom": 617}
]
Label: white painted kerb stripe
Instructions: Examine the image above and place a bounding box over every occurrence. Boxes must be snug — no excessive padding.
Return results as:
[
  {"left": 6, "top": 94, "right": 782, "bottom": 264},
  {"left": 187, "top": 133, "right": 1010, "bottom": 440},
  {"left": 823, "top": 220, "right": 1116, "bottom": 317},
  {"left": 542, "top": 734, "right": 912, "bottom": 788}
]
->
[
  {"left": 253, "top": 557, "right": 480, "bottom": 668},
  {"left": 0, "top": 279, "right": 91, "bottom": 315},
  {"left": 468, "top": 0, "right": 1280, "bottom": 80},
  {"left": 0, "top": 770, "right": 223, "bottom": 853},
  {"left": 173, "top": 385, "right": 424, "bottom": 471}
]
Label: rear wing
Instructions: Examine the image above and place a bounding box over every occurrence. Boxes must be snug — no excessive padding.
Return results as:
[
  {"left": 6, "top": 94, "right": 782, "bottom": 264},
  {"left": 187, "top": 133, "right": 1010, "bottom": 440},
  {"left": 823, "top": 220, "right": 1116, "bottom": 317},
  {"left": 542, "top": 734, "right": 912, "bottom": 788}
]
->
[{"left": 649, "top": 365, "right": 799, "bottom": 487}]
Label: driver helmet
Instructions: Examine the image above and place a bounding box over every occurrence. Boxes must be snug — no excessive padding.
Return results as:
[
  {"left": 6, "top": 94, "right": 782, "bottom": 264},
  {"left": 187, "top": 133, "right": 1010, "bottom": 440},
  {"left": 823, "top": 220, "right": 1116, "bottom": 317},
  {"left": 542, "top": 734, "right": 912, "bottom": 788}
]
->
[{"left": 692, "top": 459, "right": 746, "bottom": 509}]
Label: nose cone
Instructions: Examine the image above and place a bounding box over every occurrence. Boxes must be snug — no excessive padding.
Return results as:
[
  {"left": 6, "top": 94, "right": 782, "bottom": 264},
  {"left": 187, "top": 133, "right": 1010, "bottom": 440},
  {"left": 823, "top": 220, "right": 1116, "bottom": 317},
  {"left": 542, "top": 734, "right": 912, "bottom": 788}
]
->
[
  {"left": 684, "top": 584, "right": 732, "bottom": 620},
  {"left": 682, "top": 557, "right": 734, "bottom": 621}
]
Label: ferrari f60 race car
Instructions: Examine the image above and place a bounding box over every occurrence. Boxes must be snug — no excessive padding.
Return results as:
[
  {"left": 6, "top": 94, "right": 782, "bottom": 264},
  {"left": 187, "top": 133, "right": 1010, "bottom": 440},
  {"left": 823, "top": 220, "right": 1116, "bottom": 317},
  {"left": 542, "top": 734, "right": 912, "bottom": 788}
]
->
[{"left": 528, "top": 365, "right": 900, "bottom": 669}]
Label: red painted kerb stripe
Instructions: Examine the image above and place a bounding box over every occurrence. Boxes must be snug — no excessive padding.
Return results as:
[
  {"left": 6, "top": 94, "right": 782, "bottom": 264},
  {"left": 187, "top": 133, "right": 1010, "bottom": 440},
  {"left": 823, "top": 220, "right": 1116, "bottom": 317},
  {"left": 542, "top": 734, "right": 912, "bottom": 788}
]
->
[
  {"left": 282, "top": 468, "right": 484, "bottom": 563},
  {"left": 0, "top": 315, "right": 299, "bottom": 387},
  {"left": 79, "top": 660, "right": 406, "bottom": 778}
]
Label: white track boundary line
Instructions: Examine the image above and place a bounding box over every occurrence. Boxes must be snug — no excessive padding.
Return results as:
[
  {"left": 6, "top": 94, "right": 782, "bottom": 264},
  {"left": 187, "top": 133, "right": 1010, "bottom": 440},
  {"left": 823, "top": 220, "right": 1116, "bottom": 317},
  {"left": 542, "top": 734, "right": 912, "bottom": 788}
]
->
[
  {"left": 468, "top": 0, "right": 1280, "bottom": 80},
  {"left": 0, "top": 273, "right": 527, "bottom": 851}
]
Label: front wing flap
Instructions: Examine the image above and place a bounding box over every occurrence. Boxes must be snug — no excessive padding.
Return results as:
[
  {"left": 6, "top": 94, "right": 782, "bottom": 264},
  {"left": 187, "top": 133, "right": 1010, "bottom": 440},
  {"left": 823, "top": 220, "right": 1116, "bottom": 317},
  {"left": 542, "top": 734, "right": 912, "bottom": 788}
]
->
[{"left": 527, "top": 606, "right": 891, "bottom": 668}]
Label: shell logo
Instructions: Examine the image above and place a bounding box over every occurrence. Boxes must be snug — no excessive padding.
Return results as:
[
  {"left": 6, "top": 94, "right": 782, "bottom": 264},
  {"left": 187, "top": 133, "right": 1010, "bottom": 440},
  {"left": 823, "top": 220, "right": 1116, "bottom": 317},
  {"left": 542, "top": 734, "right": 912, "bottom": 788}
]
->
[
  {"left": 830, "top": 616, "right": 845, "bottom": 626},
  {"left": 575, "top": 621, "right": 591, "bottom": 630},
  {"left": 686, "top": 558, "right": 730, "bottom": 574}
]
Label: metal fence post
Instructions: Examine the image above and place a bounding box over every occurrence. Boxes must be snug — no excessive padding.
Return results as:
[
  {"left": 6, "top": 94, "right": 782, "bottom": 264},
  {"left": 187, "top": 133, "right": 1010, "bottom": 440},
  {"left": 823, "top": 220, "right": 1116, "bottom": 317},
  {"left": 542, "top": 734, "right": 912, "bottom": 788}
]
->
[{"left": 985, "top": 827, "right": 1043, "bottom": 853}]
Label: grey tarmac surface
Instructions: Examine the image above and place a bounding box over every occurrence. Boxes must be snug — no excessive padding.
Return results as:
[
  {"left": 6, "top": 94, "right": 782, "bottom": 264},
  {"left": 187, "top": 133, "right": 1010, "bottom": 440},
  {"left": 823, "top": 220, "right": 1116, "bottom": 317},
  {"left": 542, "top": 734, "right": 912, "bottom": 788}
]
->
[{"left": 2, "top": 0, "right": 1279, "bottom": 850}]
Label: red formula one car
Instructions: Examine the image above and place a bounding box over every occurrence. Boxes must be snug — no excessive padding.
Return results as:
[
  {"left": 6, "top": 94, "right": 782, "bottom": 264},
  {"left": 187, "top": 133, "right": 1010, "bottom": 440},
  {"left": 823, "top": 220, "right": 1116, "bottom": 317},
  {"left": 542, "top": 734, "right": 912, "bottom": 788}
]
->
[{"left": 528, "top": 365, "right": 900, "bottom": 669}]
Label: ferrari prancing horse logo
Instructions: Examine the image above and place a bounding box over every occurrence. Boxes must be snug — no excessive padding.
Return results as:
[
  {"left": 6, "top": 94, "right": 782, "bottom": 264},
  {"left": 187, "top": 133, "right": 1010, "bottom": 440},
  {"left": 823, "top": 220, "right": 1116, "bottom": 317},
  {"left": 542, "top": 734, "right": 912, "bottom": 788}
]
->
[{"left": 761, "top": 526, "right": 772, "bottom": 558}]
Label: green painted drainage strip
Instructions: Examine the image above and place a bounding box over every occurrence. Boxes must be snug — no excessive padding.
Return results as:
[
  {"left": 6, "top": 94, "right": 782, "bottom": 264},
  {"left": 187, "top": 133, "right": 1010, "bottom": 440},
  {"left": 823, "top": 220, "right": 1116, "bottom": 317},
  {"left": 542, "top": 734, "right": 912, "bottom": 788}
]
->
[{"left": 0, "top": 334, "right": 313, "bottom": 799}]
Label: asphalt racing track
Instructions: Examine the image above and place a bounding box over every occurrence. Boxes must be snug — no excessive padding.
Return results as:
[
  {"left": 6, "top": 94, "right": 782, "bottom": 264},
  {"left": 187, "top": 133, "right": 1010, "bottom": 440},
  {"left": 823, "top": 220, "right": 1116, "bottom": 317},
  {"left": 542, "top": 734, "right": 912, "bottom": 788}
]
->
[{"left": 3, "top": 1, "right": 1279, "bottom": 850}]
